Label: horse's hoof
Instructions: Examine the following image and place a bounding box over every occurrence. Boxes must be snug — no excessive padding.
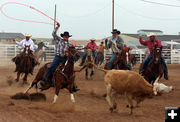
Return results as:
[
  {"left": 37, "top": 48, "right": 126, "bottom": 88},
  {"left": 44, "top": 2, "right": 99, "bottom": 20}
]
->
[
  {"left": 113, "top": 104, "right": 117, "bottom": 109},
  {"left": 109, "top": 107, "right": 114, "bottom": 113}
]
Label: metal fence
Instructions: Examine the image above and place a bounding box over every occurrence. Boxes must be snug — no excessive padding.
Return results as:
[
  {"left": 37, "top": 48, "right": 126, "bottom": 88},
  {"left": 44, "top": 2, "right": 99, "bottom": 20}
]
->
[
  {"left": 0, "top": 44, "right": 180, "bottom": 64},
  {"left": 104, "top": 48, "right": 180, "bottom": 64}
]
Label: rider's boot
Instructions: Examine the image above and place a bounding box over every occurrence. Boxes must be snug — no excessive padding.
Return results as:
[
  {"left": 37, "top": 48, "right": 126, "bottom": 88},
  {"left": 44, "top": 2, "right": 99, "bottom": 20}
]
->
[
  {"left": 40, "top": 78, "right": 51, "bottom": 90},
  {"left": 164, "top": 72, "right": 169, "bottom": 80},
  {"left": 30, "top": 68, "right": 34, "bottom": 75}
]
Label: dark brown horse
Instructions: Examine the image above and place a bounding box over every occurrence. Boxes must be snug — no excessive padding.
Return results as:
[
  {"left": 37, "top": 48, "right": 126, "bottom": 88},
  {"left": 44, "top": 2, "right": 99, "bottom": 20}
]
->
[
  {"left": 139, "top": 47, "right": 164, "bottom": 84},
  {"left": 129, "top": 54, "right": 137, "bottom": 67},
  {"left": 24, "top": 46, "right": 80, "bottom": 103},
  {"left": 96, "top": 52, "right": 104, "bottom": 65},
  {"left": 15, "top": 45, "right": 33, "bottom": 85},
  {"left": 104, "top": 47, "right": 131, "bottom": 70}
]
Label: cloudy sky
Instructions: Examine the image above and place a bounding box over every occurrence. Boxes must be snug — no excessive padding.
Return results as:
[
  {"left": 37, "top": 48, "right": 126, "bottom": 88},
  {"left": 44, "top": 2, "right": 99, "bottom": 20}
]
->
[{"left": 0, "top": 0, "right": 180, "bottom": 39}]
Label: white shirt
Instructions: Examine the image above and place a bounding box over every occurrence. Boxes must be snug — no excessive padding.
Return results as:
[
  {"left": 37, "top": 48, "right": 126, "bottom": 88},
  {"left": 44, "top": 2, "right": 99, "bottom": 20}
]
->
[{"left": 16, "top": 39, "right": 35, "bottom": 51}]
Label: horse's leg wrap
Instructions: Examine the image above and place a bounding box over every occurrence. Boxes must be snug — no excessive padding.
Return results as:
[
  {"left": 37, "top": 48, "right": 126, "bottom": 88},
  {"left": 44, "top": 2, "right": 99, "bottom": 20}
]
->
[
  {"left": 53, "top": 87, "right": 60, "bottom": 103},
  {"left": 53, "top": 94, "right": 58, "bottom": 104}
]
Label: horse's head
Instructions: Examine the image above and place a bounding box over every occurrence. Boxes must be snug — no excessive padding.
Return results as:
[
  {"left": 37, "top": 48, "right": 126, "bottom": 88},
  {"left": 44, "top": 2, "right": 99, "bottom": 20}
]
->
[
  {"left": 86, "top": 48, "right": 92, "bottom": 57},
  {"left": 23, "top": 45, "right": 31, "bottom": 55},
  {"left": 120, "top": 47, "right": 131, "bottom": 66},
  {"left": 68, "top": 46, "right": 80, "bottom": 62},
  {"left": 152, "top": 46, "right": 162, "bottom": 64}
]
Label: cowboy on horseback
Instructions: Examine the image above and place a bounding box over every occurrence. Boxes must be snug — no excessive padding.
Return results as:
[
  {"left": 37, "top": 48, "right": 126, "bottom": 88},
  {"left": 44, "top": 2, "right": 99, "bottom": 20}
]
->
[
  {"left": 98, "top": 41, "right": 107, "bottom": 55},
  {"left": 105, "top": 29, "right": 124, "bottom": 70},
  {"left": 12, "top": 33, "right": 38, "bottom": 75},
  {"left": 40, "top": 22, "right": 79, "bottom": 92},
  {"left": 139, "top": 33, "right": 168, "bottom": 80},
  {"left": 35, "top": 41, "right": 48, "bottom": 62},
  {"left": 36, "top": 41, "right": 48, "bottom": 51},
  {"left": 96, "top": 41, "right": 107, "bottom": 65},
  {"left": 79, "top": 38, "right": 97, "bottom": 66}
]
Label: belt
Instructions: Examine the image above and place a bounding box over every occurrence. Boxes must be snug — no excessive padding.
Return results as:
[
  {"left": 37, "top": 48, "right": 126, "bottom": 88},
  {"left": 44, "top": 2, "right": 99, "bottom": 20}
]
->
[{"left": 57, "top": 54, "right": 65, "bottom": 57}]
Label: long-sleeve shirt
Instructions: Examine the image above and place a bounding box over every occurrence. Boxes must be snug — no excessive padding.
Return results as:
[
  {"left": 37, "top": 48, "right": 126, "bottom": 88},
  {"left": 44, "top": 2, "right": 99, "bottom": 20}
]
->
[
  {"left": 16, "top": 39, "right": 34, "bottom": 51},
  {"left": 107, "top": 36, "right": 124, "bottom": 53},
  {"left": 52, "top": 27, "right": 71, "bottom": 55},
  {"left": 84, "top": 42, "right": 97, "bottom": 52},
  {"left": 139, "top": 37, "right": 162, "bottom": 53}
]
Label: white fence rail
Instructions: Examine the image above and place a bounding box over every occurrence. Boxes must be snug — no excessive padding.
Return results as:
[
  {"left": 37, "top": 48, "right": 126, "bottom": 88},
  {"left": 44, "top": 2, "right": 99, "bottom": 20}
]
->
[{"left": 0, "top": 44, "right": 180, "bottom": 64}]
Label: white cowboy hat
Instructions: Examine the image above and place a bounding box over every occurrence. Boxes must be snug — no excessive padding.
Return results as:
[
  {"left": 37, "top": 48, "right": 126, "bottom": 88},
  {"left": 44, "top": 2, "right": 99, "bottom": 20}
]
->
[
  {"left": 147, "top": 32, "right": 157, "bottom": 37},
  {"left": 25, "top": 33, "right": 32, "bottom": 37},
  {"left": 90, "top": 38, "right": 96, "bottom": 41}
]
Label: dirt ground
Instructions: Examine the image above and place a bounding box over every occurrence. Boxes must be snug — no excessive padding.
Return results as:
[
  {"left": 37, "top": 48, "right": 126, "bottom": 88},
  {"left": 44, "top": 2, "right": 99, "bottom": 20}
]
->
[{"left": 0, "top": 62, "right": 179, "bottom": 122}]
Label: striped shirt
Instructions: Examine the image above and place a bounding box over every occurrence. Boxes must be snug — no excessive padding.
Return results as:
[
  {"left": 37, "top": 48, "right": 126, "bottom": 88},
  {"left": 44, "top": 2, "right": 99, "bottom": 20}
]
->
[{"left": 52, "top": 27, "right": 71, "bottom": 55}]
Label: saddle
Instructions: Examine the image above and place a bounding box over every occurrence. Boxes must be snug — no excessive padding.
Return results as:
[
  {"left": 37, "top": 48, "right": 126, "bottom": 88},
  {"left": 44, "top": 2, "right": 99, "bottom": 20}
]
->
[{"left": 44, "top": 62, "right": 74, "bottom": 88}]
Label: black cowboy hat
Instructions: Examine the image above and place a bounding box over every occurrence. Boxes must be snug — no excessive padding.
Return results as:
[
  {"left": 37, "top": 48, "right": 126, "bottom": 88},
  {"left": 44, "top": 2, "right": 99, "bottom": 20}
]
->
[
  {"left": 111, "top": 29, "right": 121, "bottom": 35},
  {"left": 61, "top": 31, "right": 72, "bottom": 37}
]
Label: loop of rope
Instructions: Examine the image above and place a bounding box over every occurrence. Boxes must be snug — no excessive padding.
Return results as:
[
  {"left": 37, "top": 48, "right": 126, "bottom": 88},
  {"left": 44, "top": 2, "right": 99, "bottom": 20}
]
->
[{"left": 0, "top": 2, "right": 58, "bottom": 25}]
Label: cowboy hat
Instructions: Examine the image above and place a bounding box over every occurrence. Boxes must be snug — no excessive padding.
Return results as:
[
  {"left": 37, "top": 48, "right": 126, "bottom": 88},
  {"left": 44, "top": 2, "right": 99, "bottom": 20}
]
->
[
  {"left": 90, "top": 38, "right": 96, "bottom": 41},
  {"left": 25, "top": 33, "right": 31, "bottom": 37},
  {"left": 147, "top": 32, "right": 157, "bottom": 37},
  {"left": 111, "top": 29, "right": 121, "bottom": 35},
  {"left": 60, "top": 31, "right": 72, "bottom": 37}
]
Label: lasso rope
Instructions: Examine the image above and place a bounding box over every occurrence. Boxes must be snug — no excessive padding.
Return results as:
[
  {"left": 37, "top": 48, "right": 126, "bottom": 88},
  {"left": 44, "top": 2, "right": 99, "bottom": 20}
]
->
[
  {"left": 0, "top": 2, "right": 78, "bottom": 46},
  {"left": 0, "top": 2, "right": 58, "bottom": 25}
]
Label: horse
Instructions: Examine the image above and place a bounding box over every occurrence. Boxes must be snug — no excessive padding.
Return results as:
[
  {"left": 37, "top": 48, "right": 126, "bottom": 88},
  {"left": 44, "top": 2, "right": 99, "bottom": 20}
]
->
[
  {"left": 35, "top": 48, "right": 46, "bottom": 62},
  {"left": 15, "top": 45, "right": 33, "bottom": 85},
  {"left": 24, "top": 46, "right": 80, "bottom": 103},
  {"left": 83, "top": 48, "right": 95, "bottom": 80},
  {"left": 96, "top": 51, "right": 104, "bottom": 65},
  {"left": 139, "top": 47, "right": 164, "bottom": 84},
  {"left": 129, "top": 54, "right": 137, "bottom": 67},
  {"left": 104, "top": 47, "right": 131, "bottom": 70}
]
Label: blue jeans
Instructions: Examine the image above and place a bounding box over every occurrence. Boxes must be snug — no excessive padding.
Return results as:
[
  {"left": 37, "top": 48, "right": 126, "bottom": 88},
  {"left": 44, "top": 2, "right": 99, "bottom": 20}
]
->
[
  {"left": 108, "top": 53, "right": 118, "bottom": 70},
  {"left": 82, "top": 51, "right": 97, "bottom": 62},
  {"left": 43, "top": 55, "right": 67, "bottom": 81},
  {"left": 143, "top": 53, "right": 168, "bottom": 73}
]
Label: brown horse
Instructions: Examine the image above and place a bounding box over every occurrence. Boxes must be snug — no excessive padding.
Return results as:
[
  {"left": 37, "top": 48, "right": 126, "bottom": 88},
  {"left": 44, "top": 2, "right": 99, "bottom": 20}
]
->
[
  {"left": 104, "top": 47, "right": 131, "bottom": 70},
  {"left": 139, "top": 47, "right": 164, "bottom": 84},
  {"left": 84, "top": 48, "right": 95, "bottom": 80},
  {"left": 15, "top": 45, "right": 33, "bottom": 85},
  {"left": 129, "top": 54, "right": 137, "bottom": 67},
  {"left": 24, "top": 46, "right": 80, "bottom": 103},
  {"left": 96, "top": 52, "right": 104, "bottom": 65}
]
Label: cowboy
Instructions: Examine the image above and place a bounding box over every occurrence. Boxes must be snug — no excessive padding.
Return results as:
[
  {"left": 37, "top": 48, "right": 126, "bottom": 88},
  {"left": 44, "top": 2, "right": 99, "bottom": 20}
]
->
[
  {"left": 98, "top": 41, "right": 107, "bottom": 54},
  {"left": 13, "top": 33, "right": 38, "bottom": 74},
  {"left": 139, "top": 33, "right": 168, "bottom": 80},
  {"left": 40, "top": 22, "right": 79, "bottom": 91},
  {"left": 36, "top": 41, "right": 48, "bottom": 51},
  {"left": 79, "top": 38, "right": 97, "bottom": 66},
  {"left": 105, "top": 29, "right": 124, "bottom": 70}
]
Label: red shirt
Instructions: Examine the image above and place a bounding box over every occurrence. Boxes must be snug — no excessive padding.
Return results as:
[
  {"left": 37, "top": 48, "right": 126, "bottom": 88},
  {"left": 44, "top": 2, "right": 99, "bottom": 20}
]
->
[
  {"left": 84, "top": 42, "right": 97, "bottom": 52},
  {"left": 139, "top": 37, "right": 162, "bottom": 52}
]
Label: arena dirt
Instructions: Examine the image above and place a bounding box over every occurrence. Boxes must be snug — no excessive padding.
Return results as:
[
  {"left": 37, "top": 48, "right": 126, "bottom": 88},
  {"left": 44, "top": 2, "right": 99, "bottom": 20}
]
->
[{"left": 0, "top": 63, "right": 179, "bottom": 122}]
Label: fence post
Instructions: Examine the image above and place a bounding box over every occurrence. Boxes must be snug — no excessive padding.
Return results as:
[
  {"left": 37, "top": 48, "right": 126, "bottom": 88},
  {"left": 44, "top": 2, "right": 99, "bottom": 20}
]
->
[
  {"left": 15, "top": 45, "right": 16, "bottom": 56},
  {"left": 140, "top": 49, "right": 142, "bottom": 63}
]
